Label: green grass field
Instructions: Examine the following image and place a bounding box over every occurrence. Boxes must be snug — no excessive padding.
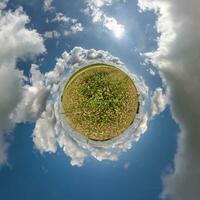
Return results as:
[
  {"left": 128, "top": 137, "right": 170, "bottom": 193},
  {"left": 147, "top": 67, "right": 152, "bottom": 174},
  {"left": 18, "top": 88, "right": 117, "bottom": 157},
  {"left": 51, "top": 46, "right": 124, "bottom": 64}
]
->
[{"left": 61, "top": 63, "right": 139, "bottom": 141}]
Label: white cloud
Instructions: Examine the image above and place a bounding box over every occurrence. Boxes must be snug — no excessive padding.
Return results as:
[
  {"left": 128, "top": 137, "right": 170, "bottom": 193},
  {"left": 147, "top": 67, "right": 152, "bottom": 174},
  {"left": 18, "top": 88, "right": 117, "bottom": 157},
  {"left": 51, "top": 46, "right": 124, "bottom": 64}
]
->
[
  {"left": 103, "top": 16, "right": 125, "bottom": 38},
  {"left": 32, "top": 47, "right": 150, "bottom": 166},
  {"left": 70, "top": 23, "right": 84, "bottom": 34},
  {"left": 50, "top": 12, "right": 71, "bottom": 24},
  {"left": 84, "top": 0, "right": 112, "bottom": 23},
  {"left": 138, "top": 0, "right": 200, "bottom": 199},
  {"left": 57, "top": 133, "right": 86, "bottom": 167},
  {"left": 63, "top": 22, "right": 84, "bottom": 37},
  {"left": 43, "top": 0, "right": 54, "bottom": 12},
  {"left": 0, "top": 8, "right": 45, "bottom": 66},
  {"left": 0, "top": 7, "right": 46, "bottom": 165},
  {"left": 148, "top": 68, "right": 156, "bottom": 76},
  {"left": 11, "top": 64, "right": 50, "bottom": 123},
  {"left": 46, "top": 12, "right": 84, "bottom": 38},
  {"left": 84, "top": 0, "right": 125, "bottom": 38},
  {"left": 33, "top": 100, "right": 57, "bottom": 153},
  {"left": 91, "top": 149, "right": 118, "bottom": 161},
  {"left": 44, "top": 31, "right": 61, "bottom": 39},
  {"left": 150, "top": 87, "right": 168, "bottom": 119}
]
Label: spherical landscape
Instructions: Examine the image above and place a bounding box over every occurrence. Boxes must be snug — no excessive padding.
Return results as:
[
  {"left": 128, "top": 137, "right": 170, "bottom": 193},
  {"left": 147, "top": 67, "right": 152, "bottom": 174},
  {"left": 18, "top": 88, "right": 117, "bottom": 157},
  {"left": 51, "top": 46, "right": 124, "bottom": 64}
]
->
[{"left": 61, "top": 63, "right": 139, "bottom": 141}]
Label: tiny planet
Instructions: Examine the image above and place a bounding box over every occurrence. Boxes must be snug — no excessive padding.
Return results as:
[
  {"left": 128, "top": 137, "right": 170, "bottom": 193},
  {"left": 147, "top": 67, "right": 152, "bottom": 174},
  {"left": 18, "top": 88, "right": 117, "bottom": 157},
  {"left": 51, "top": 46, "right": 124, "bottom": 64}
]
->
[{"left": 61, "top": 63, "right": 139, "bottom": 141}]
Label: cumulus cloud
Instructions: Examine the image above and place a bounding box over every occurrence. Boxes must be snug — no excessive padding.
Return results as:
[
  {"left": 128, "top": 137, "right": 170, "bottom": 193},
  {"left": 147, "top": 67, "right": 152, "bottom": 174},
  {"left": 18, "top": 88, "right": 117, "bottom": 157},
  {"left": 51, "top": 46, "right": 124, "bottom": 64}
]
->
[
  {"left": 91, "top": 149, "right": 118, "bottom": 161},
  {"left": 150, "top": 87, "right": 168, "bottom": 119},
  {"left": 0, "top": 7, "right": 46, "bottom": 165},
  {"left": 0, "top": 7, "right": 45, "bottom": 66},
  {"left": 32, "top": 46, "right": 150, "bottom": 166},
  {"left": 11, "top": 64, "right": 50, "bottom": 123},
  {"left": 84, "top": 0, "right": 125, "bottom": 38},
  {"left": 138, "top": 0, "right": 200, "bottom": 199},
  {"left": 57, "top": 133, "right": 86, "bottom": 167},
  {"left": 33, "top": 100, "right": 57, "bottom": 153}
]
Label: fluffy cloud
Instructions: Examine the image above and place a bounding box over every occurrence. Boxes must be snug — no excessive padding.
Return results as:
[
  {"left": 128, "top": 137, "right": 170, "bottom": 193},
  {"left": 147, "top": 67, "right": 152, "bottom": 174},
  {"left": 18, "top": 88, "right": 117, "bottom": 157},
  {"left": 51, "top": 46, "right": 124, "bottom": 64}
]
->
[
  {"left": 150, "top": 87, "right": 168, "bottom": 119},
  {"left": 11, "top": 64, "right": 50, "bottom": 123},
  {"left": 84, "top": 0, "right": 125, "bottom": 38},
  {"left": 138, "top": 0, "right": 200, "bottom": 199},
  {"left": 0, "top": 6, "right": 46, "bottom": 165},
  {"left": 68, "top": 23, "right": 84, "bottom": 34},
  {"left": 32, "top": 47, "right": 150, "bottom": 166},
  {"left": 57, "top": 133, "right": 86, "bottom": 167},
  {"left": 0, "top": 8, "right": 45, "bottom": 66},
  {"left": 33, "top": 100, "right": 57, "bottom": 153}
]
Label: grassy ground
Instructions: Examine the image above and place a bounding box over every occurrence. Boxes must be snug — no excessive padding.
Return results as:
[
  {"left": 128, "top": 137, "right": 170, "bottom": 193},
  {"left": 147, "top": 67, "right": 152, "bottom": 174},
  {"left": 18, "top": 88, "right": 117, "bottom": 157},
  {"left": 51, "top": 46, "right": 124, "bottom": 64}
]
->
[{"left": 61, "top": 64, "right": 139, "bottom": 141}]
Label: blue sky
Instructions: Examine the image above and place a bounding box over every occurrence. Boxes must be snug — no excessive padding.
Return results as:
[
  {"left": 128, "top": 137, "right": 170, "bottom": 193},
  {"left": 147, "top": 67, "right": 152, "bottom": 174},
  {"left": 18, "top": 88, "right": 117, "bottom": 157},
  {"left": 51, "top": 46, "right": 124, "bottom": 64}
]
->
[
  {"left": 2, "top": 0, "right": 199, "bottom": 200},
  {"left": 0, "top": 108, "right": 178, "bottom": 200}
]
